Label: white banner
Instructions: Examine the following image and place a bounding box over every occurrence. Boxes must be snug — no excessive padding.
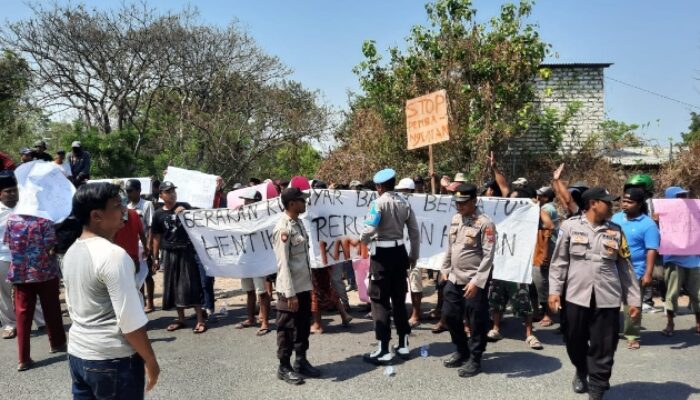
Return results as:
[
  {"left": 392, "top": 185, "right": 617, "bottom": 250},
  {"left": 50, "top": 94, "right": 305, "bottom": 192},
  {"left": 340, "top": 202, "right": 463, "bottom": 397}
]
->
[
  {"left": 14, "top": 160, "right": 76, "bottom": 223},
  {"left": 88, "top": 177, "right": 152, "bottom": 195},
  {"left": 226, "top": 182, "right": 278, "bottom": 210},
  {"left": 180, "top": 190, "right": 539, "bottom": 283},
  {"left": 165, "top": 167, "right": 218, "bottom": 209}
]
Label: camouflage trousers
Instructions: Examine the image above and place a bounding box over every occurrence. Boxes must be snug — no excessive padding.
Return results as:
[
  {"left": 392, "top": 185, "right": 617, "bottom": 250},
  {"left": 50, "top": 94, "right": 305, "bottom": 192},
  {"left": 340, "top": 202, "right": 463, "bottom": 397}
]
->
[{"left": 488, "top": 279, "right": 533, "bottom": 317}]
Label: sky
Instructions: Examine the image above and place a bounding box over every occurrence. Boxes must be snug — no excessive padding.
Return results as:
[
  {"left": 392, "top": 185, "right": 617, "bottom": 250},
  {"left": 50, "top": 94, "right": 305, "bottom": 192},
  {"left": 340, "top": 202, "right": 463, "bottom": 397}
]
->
[{"left": 2, "top": 0, "right": 699, "bottom": 146}]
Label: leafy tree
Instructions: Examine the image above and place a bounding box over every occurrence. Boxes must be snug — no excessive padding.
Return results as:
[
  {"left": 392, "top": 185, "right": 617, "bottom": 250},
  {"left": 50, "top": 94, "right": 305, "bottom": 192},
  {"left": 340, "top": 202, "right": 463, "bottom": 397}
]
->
[
  {"left": 681, "top": 111, "right": 700, "bottom": 145},
  {"left": 319, "top": 0, "right": 550, "bottom": 182}
]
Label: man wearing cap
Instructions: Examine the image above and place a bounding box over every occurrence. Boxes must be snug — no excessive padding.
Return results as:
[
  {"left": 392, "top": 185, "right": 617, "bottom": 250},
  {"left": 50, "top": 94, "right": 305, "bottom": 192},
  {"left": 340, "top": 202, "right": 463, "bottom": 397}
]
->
[
  {"left": 236, "top": 190, "right": 272, "bottom": 336},
  {"left": 360, "top": 168, "right": 420, "bottom": 365},
  {"left": 611, "top": 187, "right": 660, "bottom": 350},
  {"left": 32, "top": 140, "right": 53, "bottom": 162},
  {"left": 549, "top": 187, "right": 641, "bottom": 399},
  {"left": 151, "top": 182, "right": 207, "bottom": 334},
  {"left": 440, "top": 183, "right": 495, "bottom": 377},
  {"left": 660, "top": 186, "right": 700, "bottom": 337},
  {"left": 19, "top": 148, "right": 33, "bottom": 164},
  {"left": 69, "top": 141, "right": 91, "bottom": 187},
  {"left": 126, "top": 179, "right": 156, "bottom": 313},
  {"left": 272, "top": 187, "right": 319, "bottom": 385}
]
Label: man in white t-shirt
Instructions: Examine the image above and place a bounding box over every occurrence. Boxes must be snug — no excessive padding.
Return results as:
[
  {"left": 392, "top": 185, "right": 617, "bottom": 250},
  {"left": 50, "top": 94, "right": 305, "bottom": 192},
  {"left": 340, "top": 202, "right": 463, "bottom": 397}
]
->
[
  {"left": 63, "top": 182, "right": 159, "bottom": 399},
  {"left": 53, "top": 150, "right": 72, "bottom": 179}
]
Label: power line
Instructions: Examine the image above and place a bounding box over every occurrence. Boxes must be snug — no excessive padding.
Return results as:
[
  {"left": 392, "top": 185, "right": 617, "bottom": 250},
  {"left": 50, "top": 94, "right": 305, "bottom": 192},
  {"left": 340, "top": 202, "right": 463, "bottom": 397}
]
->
[{"left": 605, "top": 76, "right": 700, "bottom": 110}]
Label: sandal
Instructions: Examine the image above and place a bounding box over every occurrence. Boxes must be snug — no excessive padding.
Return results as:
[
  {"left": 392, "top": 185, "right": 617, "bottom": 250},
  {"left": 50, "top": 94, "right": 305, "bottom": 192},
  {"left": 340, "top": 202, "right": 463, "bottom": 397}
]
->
[
  {"left": 408, "top": 319, "right": 421, "bottom": 328},
  {"left": 660, "top": 327, "right": 674, "bottom": 337},
  {"left": 166, "top": 320, "right": 186, "bottom": 332},
  {"left": 538, "top": 319, "right": 554, "bottom": 328},
  {"left": 526, "top": 335, "right": 543, "bottom": 350},
  {"left": 627, "top": 340, "right": 640, "bottom": 350},
  {"left": 341, "top": 316, "right": 353, "bottom": 328},
  {"left": 256, "top": 327, "right": 271, "bottom": 336},
  {"left": 2, "top": 329, "right": 16, "bottom": 339},
  {"left": 431, "top": 324, "right": 447, "bottom": 334},
  {"left": 144, "top": 307, "right": 155, "bottom": 314},
  {"left": 165, "top": 319, "right": 187, "bottom": 332},
  {"left": 193, "top": 322, "right": 207, "bottom": 334},
  {"left": 17, "top": 359, "right": 33, "bottom": 372},
  {"left": 487, "top": 329, "right": 503, "bottom": 342},
  {"left": 234, "top": 321, "right": 255, "bottom": 329}
]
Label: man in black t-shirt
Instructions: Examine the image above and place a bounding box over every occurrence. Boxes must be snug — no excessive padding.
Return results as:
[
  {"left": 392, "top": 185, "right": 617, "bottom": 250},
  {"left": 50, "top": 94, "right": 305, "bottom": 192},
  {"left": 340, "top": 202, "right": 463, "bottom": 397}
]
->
[{"left": 151, "top": 181, "right": 206, "bottom": 334}]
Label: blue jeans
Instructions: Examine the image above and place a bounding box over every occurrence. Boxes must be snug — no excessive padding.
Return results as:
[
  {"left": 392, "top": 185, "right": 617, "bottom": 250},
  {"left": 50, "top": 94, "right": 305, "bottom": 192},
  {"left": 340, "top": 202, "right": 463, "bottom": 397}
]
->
[
  {"left": 195, "top": 253, "right": 215, "bottom": 311},
  {"left": 69, "top": 354, "right": 145, "bottom": 400}
]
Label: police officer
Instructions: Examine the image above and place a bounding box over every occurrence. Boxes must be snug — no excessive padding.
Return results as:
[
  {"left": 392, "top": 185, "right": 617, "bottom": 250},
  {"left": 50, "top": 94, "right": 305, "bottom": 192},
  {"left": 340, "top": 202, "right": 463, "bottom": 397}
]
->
[
  {"left": 272, "top": 187, "right": 320, "bottom": 385},
  {"left": 549, "top": 187, "right": 641, "bottom": 400},
  {"left": 440, "top": 183, "right": 495, "bottom": 377},
  {"left": 361, "top": 168, "right": 420, "bottom": 365}
]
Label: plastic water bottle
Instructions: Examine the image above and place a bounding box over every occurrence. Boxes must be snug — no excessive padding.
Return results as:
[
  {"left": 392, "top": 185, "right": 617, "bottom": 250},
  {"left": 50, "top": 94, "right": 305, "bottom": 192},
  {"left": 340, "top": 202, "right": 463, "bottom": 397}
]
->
[
  {"left": 383, "top": 366, "right": 395, "bottom": 377},
  {"left": 420, "top": 345, "right": 429, "bottom": 358},
  {"left": 219, "top": 306, "right": 228, "bottom": 317}
]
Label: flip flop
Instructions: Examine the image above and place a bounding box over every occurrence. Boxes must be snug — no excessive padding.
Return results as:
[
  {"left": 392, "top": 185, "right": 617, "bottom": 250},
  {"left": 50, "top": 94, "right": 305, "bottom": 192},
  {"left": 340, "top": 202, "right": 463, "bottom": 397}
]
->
[
  {"left": 144, "top": 307, "right": 155, "bottom": 314},
  {"left": 408, "top": 319, "right": 421, "bottom": 328},
  {"left": 234, "top": 321, "right": 255, "bottom": 329},
  {"left": 2, "top": 329, "right": 16, "bottom": 339},
  {"left": 193, "top": 323, "right": 207, "bottom": 334},
  {"left": 431, "top": 325, "right": 447, "bottom": 334},
  {"left": 538, "top": 319, "right": 554, "bottom": 328},
  {"left": 256, "top": 327, "right": 271, "bottom": 336},
  {"left": 660, "top": 327, "right": 674, "bottom": 337},
  {"left": 166, "top": 321, "right": 186, "bottom": 332},
  {"left": 342, "top": 317, "right": 353, "bottom": 328},
  {"left": 627, "top": 340, "right": 640, "bottom": 350}
]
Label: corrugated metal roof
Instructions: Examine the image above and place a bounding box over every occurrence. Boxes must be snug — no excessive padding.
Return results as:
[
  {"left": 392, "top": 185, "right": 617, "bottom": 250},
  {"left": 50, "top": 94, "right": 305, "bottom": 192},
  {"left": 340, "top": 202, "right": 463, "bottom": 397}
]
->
[
  {"left": 540, "top": 63, "right": 613, "bottom": 69},
  {"left": 603, "top": 146, "right": 676, "bottom": 166}
]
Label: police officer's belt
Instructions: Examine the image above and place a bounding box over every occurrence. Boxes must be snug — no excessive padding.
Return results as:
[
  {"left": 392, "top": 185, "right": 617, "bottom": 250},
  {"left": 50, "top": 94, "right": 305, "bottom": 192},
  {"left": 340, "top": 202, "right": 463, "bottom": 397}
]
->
[{"left": 376, "top": 240, "right": 404, "bottom": 248}]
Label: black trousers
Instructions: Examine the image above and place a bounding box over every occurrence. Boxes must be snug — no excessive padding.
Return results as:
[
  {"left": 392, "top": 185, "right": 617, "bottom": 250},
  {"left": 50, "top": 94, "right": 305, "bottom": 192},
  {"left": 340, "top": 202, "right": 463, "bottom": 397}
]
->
[
  {"left": 368, "top": 245, "right": 410, "bottom": 343},
  {"left": 562, "top": 297, "right": 620, "bottom": 392},
  {"left": 442, "top": 280, "right": 489, "bottom": 363},
  {"left": 276, "top": 291, "right": 312, "bottom": 365}
]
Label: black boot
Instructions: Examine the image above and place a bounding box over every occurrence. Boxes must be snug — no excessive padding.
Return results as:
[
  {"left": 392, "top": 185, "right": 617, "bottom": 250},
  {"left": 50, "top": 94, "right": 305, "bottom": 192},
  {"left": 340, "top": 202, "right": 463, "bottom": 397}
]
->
[
  {"left": 277, "top": 364, "right": 304, "bottom": 385},
  {"left": 393, "top": 335, "right": 410, "bottom": 359},
  {"left": 293, "top": 357, "right": 321, "bottom": 378},
  {"left": 588, "top": 386, "right": 605, "bottom": 400},
  {"left": 572, "top": 371, "right": 589, "bottom": 394},
  {"left": 457, "top": 359, "right": 481, "bottom": 377},
  {"left": 443, "top": 352, "right": 468, "bottom": 368},
  {"left": 364, "top": 341, "right": 394, "bottom": 365}
]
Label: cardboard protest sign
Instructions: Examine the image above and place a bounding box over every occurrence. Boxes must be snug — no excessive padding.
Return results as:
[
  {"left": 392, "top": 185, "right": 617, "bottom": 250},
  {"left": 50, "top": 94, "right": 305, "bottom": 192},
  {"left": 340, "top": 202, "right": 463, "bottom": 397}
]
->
[
  {"left": 14, "top": 160, "right": 76, "bottom": 223},
  {"left": 88, "top": 177, "right": 152, "bottom": 195},
  {"left": 180, "top": 190, "right": 539, "bottom": 283},
  {"left": 653, "top": 199, "right": 700, "bottom": 255},
  {"left": 406, "top": 89, "right": 449, "bottom": 150},
  {"left": 165, "top": 166, "right": 218, "bottom": 209}
]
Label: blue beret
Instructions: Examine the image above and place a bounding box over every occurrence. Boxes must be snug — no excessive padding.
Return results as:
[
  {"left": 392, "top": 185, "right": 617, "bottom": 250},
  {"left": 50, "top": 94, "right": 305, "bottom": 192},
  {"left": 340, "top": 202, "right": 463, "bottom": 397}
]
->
[{"left": 373, "top": 168, "right": 396, "bottom": 184}]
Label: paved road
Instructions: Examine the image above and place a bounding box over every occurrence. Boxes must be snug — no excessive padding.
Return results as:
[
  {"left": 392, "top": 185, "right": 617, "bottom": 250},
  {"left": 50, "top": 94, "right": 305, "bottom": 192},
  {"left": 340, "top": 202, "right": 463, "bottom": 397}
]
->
[{"left": 1, "top": 280, "right": 699, "bottom": 400}]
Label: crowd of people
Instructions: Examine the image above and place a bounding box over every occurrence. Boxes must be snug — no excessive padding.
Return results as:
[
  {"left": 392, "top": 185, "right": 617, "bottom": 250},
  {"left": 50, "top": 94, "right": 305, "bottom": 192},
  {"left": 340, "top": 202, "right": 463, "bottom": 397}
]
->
[{"left": 0, "top": 142, "right": 699, "bottom": 400}]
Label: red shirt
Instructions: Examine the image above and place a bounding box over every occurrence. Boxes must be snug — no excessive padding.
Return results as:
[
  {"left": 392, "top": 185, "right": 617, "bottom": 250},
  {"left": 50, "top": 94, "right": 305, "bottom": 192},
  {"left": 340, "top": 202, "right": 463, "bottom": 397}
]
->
[{"left": 113, "top": 209, "right": 143, "bottom": 260}]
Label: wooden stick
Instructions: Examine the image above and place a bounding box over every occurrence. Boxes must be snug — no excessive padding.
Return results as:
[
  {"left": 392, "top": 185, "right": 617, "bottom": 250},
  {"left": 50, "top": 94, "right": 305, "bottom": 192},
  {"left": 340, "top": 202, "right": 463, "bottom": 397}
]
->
[{"left": 429, "top": 144, "right": 436, "bottom": 194}]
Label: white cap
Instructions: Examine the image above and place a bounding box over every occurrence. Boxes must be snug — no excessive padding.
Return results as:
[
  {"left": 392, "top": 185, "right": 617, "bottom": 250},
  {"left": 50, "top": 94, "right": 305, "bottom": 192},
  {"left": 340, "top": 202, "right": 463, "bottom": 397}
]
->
[
  {"left": 395, "top": 177, "right": 416, "bottom": 190},
  {"left": 512, "top": 177, "right": 528, "bottom": 187},
  {"left": 71, "top": 141, "right": 81, "bottom": 148}
]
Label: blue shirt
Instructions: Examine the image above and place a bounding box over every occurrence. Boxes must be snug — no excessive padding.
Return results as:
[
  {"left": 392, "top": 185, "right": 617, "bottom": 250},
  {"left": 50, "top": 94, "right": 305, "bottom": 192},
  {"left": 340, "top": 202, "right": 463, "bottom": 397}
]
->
[
  {"left": 663, "top": 255, "right": 700, "bottom": 269},
  {"left": 611, "top": 212, "right": 660, "bottom": 278}
]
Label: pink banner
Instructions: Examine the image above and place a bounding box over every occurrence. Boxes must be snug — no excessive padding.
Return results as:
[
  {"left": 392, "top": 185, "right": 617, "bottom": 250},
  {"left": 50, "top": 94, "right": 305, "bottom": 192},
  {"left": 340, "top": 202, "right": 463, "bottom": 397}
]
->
[
  {"left": 351, "top": 258, "right": 411, "bottom": 304},
  {"left": 653, "top": 199, "right": 700, "bottom": 255}
]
